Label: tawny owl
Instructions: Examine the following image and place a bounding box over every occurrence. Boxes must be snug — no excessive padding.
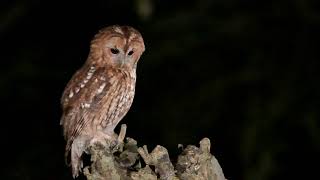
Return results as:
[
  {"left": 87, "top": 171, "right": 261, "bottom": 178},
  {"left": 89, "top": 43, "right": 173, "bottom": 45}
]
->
[{"left": 60, "top": 25, "right": 145, "bottom": 178}]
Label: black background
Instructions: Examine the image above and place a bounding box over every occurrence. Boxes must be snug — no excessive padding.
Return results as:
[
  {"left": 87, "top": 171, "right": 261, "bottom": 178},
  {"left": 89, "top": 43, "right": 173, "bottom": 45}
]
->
[{"left": 0, "top": 0, "right": 319, "bottom": 179}]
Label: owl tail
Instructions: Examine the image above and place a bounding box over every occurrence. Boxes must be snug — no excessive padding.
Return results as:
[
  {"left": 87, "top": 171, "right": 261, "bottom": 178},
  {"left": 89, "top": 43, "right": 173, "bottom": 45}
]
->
[
  {"left": 71, "top": 147, "right": 83, "bottom": 178},
  {"left": 66, "top": 136, "right": 89, "bottom": 178},
  {"left": 64, "top": 142, "right": 72, "bottom": 166}
]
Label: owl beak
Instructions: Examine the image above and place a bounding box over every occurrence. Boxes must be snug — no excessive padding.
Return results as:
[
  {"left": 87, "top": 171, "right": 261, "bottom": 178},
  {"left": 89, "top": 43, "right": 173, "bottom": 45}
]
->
[{"left": 119, "top": 54, "right": 126, "bottom": 67}]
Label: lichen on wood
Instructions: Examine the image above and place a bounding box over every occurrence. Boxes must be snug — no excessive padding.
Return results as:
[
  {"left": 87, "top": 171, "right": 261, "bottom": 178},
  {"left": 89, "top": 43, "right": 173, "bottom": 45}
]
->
[{"left": 81, "top": 124, "right": 226, "bottom": 180}]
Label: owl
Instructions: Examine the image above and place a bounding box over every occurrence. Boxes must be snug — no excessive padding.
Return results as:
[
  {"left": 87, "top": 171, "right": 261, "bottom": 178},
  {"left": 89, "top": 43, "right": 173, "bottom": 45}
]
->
[{"left": 60, "top": 25, "right": 145, "bottom": 178}]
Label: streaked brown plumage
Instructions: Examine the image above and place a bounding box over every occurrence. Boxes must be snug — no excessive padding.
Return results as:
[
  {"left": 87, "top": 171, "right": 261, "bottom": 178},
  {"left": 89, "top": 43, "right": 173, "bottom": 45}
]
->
[{"left": 60, "top": 25, "right": 145, "bottom": 178}]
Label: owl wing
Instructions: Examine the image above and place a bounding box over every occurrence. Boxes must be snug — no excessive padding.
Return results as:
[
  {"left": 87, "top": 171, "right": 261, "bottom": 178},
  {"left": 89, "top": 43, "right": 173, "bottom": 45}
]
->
[{"left": 60, "top": 65, "right": 115, "bottom": 152}]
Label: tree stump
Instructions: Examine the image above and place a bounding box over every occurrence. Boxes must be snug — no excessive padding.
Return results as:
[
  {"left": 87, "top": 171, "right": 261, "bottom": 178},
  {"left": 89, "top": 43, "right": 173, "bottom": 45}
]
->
[{"left": 81, "top": 124, "right": 226, "bottom": 180}]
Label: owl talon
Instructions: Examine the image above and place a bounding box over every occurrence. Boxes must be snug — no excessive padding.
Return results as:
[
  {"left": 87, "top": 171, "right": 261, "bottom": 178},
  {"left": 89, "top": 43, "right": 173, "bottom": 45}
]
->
[{"left": 110, "top": 139, "right": 124, "bottom": 153}]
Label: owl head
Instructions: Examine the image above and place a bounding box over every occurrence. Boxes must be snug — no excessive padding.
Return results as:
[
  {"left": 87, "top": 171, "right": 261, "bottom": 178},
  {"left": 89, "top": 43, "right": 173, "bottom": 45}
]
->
[{"left": 88, "top": 25, "right": 145, "bottom": 70}]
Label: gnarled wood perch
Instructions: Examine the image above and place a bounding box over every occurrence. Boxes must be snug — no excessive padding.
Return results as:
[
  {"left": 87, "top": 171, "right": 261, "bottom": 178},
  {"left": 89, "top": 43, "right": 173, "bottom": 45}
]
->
[{"left": 81, "top": 124, "right": 226, "bottom": 180}]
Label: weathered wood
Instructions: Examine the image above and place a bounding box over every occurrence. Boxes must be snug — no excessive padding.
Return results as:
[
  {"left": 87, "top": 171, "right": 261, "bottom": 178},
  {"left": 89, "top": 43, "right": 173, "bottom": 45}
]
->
[{"left": 81, "top": 124, "right": 226, "bottom": 180}]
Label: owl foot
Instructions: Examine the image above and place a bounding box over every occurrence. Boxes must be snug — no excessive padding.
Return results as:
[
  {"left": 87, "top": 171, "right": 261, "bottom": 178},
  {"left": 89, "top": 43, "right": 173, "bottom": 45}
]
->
[{"left": 88, "top": 124, "right": 127, "bottom": 153}]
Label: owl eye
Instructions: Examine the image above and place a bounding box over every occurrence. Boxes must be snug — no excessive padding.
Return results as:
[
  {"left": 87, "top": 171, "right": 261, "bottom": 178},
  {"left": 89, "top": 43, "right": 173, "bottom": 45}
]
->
[
  {"left": 111, "top": 48, "right": 120, "bottom": 54},
  {"left": 128, "top": 50, "right": 134, "bottom": 56}
]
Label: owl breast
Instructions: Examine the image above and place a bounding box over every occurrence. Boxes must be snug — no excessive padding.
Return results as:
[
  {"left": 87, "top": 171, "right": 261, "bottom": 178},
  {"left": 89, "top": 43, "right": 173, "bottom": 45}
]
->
[{"left": 93, "top": 68, "right": 136, "bottom": 135}]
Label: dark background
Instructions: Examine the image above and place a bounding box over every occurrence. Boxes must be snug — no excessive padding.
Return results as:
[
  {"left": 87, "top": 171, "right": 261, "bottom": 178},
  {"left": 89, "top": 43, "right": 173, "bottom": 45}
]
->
[{"left": 1, "top": 0, "right": 319, "bottom": 179}]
